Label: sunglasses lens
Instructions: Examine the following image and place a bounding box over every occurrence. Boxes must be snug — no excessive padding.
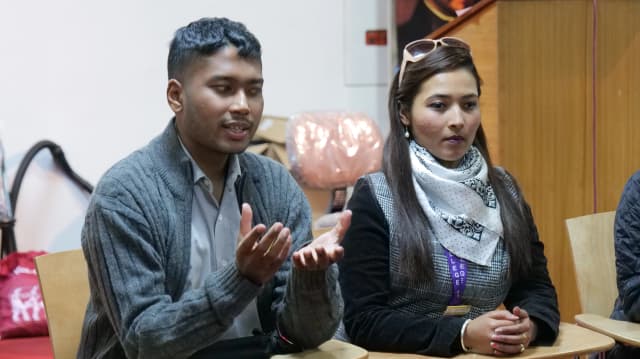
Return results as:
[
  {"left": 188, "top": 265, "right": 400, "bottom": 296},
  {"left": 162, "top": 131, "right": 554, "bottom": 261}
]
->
[
  {"left": 399, "top": 37, "right": 471, "bottom": 86},
  {"left": 406, "top": 41, "right": 437, "bottom": 58},
  {"left": 442, "top": 38, "right": 470, "bottom": 50}
]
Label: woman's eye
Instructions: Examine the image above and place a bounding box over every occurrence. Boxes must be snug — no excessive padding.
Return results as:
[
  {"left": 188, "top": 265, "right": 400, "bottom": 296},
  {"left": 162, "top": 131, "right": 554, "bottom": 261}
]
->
[{"left": 464, "top": 101, "right": 478, "bottom": 110}]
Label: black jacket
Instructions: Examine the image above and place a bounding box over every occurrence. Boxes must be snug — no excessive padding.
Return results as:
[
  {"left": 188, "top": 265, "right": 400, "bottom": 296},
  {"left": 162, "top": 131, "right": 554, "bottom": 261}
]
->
[
  {"left": 339, "top": 172, "right": 559, "bottom": 357},
  {"left": 608, "top": 171, "right": 640, "bottom": 358}
]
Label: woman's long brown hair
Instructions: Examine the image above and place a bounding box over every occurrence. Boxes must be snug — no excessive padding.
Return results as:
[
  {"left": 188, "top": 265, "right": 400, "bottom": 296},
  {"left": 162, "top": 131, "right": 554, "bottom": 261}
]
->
[{"left": 384, "top": 45, "right": 533, "bottom": 282}]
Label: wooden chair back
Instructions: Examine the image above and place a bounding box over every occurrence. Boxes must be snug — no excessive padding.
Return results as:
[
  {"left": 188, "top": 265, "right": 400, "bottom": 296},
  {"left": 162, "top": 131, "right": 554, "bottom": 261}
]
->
[
  {"left": 35, "top": 249, "right": 89, "bottom": 359},
  {"left": 565, "top": 211, "right": 617, "bottom": 316}
]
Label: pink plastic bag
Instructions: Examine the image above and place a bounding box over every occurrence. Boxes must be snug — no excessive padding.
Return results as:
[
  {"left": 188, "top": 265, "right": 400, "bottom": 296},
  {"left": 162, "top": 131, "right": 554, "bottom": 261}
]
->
[
  {"left": 286, "top": 112, "right": 383, "bottom": 189},
  {"left": 0, "top": 251, "right": 48, "bottom": 339}
]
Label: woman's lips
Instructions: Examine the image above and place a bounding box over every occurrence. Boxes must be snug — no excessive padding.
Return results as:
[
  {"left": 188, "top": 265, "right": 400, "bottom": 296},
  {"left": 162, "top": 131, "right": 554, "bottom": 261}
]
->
[{"left": 444, "top": 135, "right": 464, "bottom": 144}]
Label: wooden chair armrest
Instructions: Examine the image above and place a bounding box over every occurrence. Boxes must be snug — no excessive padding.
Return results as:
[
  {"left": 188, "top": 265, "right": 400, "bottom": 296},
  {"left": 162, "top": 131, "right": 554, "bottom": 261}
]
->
[{"left": 576, "top": 313, "right": 640, "bottom": 346}]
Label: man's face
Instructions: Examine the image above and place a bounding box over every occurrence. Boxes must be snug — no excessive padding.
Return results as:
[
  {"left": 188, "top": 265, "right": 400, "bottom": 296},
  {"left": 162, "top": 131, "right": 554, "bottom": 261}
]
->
[{"left": 170, "top": 46, "right": 264, "bottom": 164}]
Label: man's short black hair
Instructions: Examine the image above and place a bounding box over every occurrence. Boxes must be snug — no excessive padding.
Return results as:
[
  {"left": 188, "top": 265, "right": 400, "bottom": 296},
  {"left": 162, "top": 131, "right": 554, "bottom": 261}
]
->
[{"left": 167, "top": 17, "right": 261, "bottom": 80}]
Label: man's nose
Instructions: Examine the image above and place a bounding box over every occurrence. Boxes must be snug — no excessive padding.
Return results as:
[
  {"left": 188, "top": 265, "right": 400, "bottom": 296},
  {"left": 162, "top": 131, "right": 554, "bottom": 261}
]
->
[{"left": 230, "top": 90, "right": 249, "bottom": 114}]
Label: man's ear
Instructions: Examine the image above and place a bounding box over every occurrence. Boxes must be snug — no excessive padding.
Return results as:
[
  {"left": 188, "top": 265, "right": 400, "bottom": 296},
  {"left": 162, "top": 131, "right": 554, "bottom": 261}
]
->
[{"left": 167, "top": 79, "right": 183, "bottom": 113}]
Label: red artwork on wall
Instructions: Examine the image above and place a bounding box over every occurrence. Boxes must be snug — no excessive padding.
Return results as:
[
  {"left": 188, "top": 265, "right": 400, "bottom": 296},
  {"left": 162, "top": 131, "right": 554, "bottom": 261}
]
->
[{"left": 395, "top": 0, "right": 481, "bottom": 65}]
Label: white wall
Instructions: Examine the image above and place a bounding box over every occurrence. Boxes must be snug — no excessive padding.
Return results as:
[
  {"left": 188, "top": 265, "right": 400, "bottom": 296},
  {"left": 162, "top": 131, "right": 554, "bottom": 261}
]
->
[{"left": 0, "top": 0, "right": 391, "bottom": 252}]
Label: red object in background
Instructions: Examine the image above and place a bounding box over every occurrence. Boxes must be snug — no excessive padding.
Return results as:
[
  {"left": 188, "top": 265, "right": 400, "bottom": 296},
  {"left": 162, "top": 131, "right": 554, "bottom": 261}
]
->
[
  {"left": 0, "top": 251, "right": 49, "bottom": 339},
  {"left": 0, "top": 251, "right": 52, "bottom": 359},
  {"left": 365, "top": 30, "right": 387, "bottom": 45},
  {"left": 0, "top": 336, "right": 52, "bottom": 359}
]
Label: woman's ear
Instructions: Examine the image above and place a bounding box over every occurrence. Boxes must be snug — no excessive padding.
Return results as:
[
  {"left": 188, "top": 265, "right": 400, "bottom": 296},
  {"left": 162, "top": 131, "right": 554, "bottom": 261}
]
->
[
  {"left": 166, "top": 79, "right": 183, "bottom": 113},
  {"left": 399, "top": 111, "right": 410, "bottom": 127}
]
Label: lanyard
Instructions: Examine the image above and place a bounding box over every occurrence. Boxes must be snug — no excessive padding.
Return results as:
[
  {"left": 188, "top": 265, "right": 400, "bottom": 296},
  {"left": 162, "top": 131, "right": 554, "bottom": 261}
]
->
[{"left": 445, "top": 249, "right": 467, "bottom": 306}]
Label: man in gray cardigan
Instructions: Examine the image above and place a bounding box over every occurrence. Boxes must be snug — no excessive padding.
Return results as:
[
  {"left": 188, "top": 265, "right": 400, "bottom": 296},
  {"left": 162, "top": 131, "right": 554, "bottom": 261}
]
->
[{"left": 78, "top": 17, "right": 350, "bottom": 359}]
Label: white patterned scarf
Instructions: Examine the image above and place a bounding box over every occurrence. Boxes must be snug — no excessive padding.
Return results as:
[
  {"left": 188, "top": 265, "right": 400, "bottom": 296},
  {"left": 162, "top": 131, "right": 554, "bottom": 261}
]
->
[{"left": 410, "top": 141, "right": 503, "bottom": 266}]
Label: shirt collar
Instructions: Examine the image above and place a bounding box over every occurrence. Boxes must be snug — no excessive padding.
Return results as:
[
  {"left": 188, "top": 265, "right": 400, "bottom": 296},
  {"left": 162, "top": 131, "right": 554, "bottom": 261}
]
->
[{"left": 176, "top": 135, "right": 242, "bottom": 190}]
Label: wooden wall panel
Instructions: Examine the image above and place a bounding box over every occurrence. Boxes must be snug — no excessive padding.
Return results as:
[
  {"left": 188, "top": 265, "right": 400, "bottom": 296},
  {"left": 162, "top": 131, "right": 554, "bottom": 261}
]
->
[
  {"left": 424, "top": 0, "right": 640, "bottom": 323},
  {"left": 447, "top": 3, "right": 500, "bottom": 163},
  {"left": 497, "top": 0, "right": 593, "bottom": 322},
  {"left": 595, "top": 0, "right": 640, "bottom": 212}
]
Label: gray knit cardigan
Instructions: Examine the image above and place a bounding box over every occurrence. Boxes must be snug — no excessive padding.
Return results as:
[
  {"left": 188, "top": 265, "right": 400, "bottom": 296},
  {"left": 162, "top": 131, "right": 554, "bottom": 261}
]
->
[{"left": 78, "top": 121, "right": 342, "bottom": 358}]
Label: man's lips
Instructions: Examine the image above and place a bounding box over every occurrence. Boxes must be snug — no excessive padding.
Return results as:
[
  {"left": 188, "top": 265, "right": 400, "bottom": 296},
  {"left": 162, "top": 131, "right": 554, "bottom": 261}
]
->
[
  {"left": 223, "top": 120, "right": 251, "bottom": 140},
  {"left": 223, "top": 120, "right": 251, "bottom": 132}
]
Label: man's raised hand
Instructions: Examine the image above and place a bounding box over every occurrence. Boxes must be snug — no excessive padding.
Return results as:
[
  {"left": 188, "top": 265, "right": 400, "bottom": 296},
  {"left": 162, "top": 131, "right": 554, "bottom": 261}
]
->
[
  {"left": 293, "top": 210, "right": 352, "bottom": 270},
  {"left": 236, "top": 203, "right": 292, "bottom": 284}
]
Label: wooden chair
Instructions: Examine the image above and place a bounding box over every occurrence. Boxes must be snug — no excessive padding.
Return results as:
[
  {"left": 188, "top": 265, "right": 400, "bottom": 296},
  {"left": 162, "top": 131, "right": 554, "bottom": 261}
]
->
[
  {"left": 366, "top": 322, "right": 613, "bottom": 358},
  {"left": 566, "top": 211, "right": 640, "bottom": 347},
  {"left": 273, "top": 339, "right": 368, "bottom": 359},
  {"left": 33, "top": 250, "right": 367, "bottom": 359},
  {"left": 34, "top": 249, "right": 89, "bottom": 359}
]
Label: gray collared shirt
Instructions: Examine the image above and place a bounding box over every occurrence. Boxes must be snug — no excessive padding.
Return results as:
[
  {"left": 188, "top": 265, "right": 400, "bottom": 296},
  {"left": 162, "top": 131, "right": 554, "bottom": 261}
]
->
[{"left": 178, "top": 139, "right": 261, "bottom": 340}]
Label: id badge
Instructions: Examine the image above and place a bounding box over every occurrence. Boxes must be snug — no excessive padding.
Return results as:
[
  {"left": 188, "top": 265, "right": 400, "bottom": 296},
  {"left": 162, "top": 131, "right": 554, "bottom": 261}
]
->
[{"left": 443, "top": 305, "right": 471, "bottom": 316}]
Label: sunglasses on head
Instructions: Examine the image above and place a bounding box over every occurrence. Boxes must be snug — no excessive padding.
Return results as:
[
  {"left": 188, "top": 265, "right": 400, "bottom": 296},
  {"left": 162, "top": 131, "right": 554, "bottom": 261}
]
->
[{"left": 398, "top": 37, "right": 471, "bottom": 86}]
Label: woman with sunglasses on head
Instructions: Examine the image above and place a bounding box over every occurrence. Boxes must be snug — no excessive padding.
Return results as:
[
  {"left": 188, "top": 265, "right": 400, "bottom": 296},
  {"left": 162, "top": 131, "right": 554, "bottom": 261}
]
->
[{"left": 338, "top": 38, "right": 560, "bottom": 356}]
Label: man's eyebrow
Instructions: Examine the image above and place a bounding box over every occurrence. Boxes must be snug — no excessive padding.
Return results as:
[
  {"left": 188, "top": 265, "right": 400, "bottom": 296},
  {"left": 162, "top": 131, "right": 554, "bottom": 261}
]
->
[
  {"left": 208, "top": 76, "right": 264, "bottom": 85},
  {"left": 248, "top": 78, "right": 264, "bottom": 85}
]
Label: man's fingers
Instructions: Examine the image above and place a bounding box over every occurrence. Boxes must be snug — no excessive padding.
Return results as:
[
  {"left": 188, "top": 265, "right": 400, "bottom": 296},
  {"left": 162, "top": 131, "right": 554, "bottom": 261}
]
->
[
  {"left": 315, "top": 246, "right": 326, "bottom": 259},
  {"left": 236, "top": 227, "right": 289, "bottom": 285},
  {"left": 237, "top": 224, "right": 266, "bottom": 255},
  {"left": 302, "top": 247, "right": 318, "bottom": 266},
  {"left": 293, "top": 251, "right": 306, "bottom": 267},
  {"left": 274, "top": 235, "right": 292, "bottom": 262},
  {"left": 333, "top": 210, "right": 352, "bottom": 243},
  {"left": 239, "top": 203, "right": 253, "bottom": 241},
  {"left": 314, "top": 247, "right": 334, "bottom": 269},
  {"left": 256, "top": 222, "right": 283, "bottom": 252},
  {"left": 300, "top": 248, "right": 327, "bottom": 269},
  {"left": 327, "top": 246, "right": 344, "bottom": 262},
  {"left": 263, "top": 227, "right": 289, "bottom": 257}
]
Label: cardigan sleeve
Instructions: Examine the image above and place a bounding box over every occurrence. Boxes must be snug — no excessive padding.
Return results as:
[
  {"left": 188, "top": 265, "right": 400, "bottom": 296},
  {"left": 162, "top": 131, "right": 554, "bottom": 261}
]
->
[
  {"left": 82, "top": 187, "right": 262, "bottom": 359},
  {"left": 501, "top": 172, "right": 560, "bottom": 345},
  {"left": 614, "top": 171, "right": 640, "bottom": 322},
  {"left": 242, "top": 155, "right": 342, "bottom": 350},
  {"left": 268, "top": 163, "right": 343, "bottom": 350},
  {"left": 339, "top": 177, "right": 466, "bottom": 357}
]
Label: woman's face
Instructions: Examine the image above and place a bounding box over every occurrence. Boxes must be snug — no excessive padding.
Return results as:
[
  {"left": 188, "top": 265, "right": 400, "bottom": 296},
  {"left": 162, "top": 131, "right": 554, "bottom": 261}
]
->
[{"left": 401, "top": 68, "right": 480, "bottom": 168}]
